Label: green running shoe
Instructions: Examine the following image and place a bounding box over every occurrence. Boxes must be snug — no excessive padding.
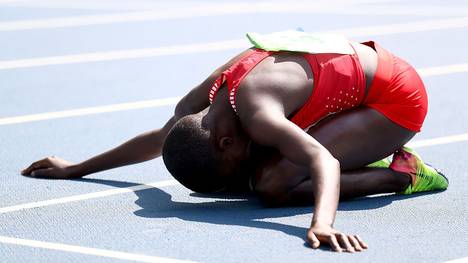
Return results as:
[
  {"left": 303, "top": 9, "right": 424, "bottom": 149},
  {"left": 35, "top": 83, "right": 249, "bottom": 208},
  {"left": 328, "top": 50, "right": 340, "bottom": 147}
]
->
[
  {"left": 366, "top": 157, "right": 391, "bottom": 169},
  {"left": 389, "top": 147, "right": 449, "bottom": 195}
]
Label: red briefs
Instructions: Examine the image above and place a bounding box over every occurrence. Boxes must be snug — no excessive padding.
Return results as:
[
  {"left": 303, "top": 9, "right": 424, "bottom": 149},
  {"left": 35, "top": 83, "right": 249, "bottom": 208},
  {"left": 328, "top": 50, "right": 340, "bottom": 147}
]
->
[
  {"left": 361, "top": 42, "right": 428, "bottom": 132},
  {"left": 209, "top": 41, "right": 428, "bottom": 132}
]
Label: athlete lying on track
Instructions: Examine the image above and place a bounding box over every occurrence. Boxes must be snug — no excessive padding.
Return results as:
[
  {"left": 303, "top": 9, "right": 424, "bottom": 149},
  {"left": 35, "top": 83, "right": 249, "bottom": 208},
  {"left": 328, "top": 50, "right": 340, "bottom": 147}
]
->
[{"left": 22, "top": 31, "right": 448, "bottom": 253}]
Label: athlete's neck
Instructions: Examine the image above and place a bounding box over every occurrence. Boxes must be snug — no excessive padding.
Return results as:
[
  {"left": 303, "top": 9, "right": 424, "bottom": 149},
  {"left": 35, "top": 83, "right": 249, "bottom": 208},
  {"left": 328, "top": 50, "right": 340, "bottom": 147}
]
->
[{"left": 204, "top": 87, "right": 238, "bottom": 139}]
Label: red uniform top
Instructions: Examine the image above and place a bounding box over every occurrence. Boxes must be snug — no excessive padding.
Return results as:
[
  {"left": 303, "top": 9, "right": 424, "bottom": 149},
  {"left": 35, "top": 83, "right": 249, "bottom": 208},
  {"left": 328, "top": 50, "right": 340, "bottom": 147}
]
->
[{"left": 209, "top": 42, "right": 427, "bottom": 132}]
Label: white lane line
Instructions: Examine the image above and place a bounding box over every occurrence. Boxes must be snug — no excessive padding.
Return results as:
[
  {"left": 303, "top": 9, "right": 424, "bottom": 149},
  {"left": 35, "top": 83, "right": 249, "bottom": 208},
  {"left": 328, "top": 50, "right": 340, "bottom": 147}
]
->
[
  {"left": 0, "top": 0, "right": 394, "bottom": 11},
  {"left": 1, "top": 2, "right": 468, "bottom": 31},
  {"left": 0, "top": 0, "right": 27, "bottom": 3},
  {"left": 417, "top": 63, "right": 468, "bottom": 77},
  {"left": 0, "top": 235, "right": 196, "bottom": 263},
  {"left": 0, "top": 0, "right": 410, "bottom": 31},
  {"left": 0, "top": 61, "right": 466, "bottom": 126},
  {"left": 1, "top": 132, "right": 467, "bottom": 215},
  {"left": 2, "top": 17, "right": 468, "bottom": 70},
  {"left": 0, "top": 1, "right": 365, "bottom": 31},
  {"left": 0, "top": 97, "right": 182, "bottom": 125},
  {"left": 408, "top": 133, "right": 468, "bottom": 149},
  {"left": 0, "top": 0, "right": 186, "bottom": 10},
  {"left": 444, "top": 257, "right": 468, "bottom": 263},
  {"left": 0, "top": 179, "right": 179, "bottom": 214},
  {"left": 0, "top": 40, "right": 246, "bottom": 70},
  {"left": 328, "top": 17, "right": 468, "bottom": 37}
]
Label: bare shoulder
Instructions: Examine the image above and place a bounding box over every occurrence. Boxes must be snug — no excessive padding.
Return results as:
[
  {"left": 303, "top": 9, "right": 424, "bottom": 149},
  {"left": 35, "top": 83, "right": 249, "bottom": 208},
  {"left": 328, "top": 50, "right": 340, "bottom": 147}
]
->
[
  {"left": 242, "top": 52, "right": 313, "bottom": 91},
  {"left": 235, "top": 52, "right": 313, "bottom": 123},
  {"left": 174, "top": 48, "right": 256, "bottom": 119}
]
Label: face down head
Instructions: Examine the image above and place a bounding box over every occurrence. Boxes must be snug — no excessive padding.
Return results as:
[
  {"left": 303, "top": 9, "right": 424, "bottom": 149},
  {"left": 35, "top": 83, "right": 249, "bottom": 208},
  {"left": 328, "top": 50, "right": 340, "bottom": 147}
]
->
[{"left": 162, "top": 113, "right": 250, "bottom": 193}]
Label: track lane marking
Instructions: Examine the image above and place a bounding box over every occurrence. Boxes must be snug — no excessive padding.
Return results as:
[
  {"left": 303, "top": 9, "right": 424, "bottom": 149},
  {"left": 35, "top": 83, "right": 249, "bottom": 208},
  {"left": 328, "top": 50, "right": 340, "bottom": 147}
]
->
[
  {"left": 1, "top": 131, "right": 467, "bottom": 214},
  {"left": 1, "top": 2, "right": 468, "bottom": 31},
  {"left": 407, "top": 133, "right": 468, "bottom": 148},
  {"left": 0, "top": 235, "right": 196, "bottom": 263},
  {"left": 0, "top": 2, "right": 354, "bottom": 31},
  {"left": 444, "top": 257, "right": 468, "bottom": 263},
  {"left": 0, "top": 62, "right": 466, "bottom": 126},
  {"left": 2, "top": 17, "right": 468, "bottom": 70},
  {"left": 0, "top": 97, "right": 182, "bottom": 125},
  {"left": 0, "top": 179, "right": 179, "bottom": 214},
  {"left": 0, "top": 0, "right": 435, "bottom": 31},
  {"left": 0, "top": 0, "right": 397, "bottom": 11},
  {"left": 0, "top": 40, "right": 246, "bottom": 70},
  {"left": 416, "top": 63, "right": 468, "bottom": 77}
]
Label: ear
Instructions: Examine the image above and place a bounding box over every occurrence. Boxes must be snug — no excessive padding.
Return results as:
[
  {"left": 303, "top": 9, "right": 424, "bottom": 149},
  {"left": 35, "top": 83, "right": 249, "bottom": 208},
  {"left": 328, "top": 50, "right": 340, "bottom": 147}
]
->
[{"left": 219, "top": 136, "right": 234, "bottom": 151}]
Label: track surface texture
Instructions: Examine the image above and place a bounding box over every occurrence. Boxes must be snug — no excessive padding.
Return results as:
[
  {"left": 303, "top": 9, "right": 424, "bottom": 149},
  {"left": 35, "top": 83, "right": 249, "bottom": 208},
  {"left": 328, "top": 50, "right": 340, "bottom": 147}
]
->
[{"left": 1, "top": 0, "right": 467, "bottom": 262}]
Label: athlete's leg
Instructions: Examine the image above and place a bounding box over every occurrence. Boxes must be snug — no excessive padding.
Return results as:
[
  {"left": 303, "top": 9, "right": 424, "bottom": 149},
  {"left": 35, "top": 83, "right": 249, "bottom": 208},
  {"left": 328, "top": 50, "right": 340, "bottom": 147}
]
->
[{"left": 253, "top": 107, "right": 414, "bottom": 206}]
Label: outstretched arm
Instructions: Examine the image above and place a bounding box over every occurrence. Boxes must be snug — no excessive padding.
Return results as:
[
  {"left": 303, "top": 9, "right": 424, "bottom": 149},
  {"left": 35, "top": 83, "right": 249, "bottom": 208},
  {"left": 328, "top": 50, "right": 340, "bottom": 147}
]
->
[
  {"left": 21, "top": 116, "right": 177, "bottom": 178},
  {"left": 21, "top": 48, "right": 255, "bottom": 178},
  {"left": 240, "top": 103, "right": 363, "bottom": 252}
]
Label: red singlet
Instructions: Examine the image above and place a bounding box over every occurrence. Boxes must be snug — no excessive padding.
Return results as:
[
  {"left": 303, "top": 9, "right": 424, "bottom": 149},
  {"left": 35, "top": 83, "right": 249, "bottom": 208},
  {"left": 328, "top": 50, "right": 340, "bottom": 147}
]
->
[{"left": 209, "top": 42, "right": 428, "bottom": 132}]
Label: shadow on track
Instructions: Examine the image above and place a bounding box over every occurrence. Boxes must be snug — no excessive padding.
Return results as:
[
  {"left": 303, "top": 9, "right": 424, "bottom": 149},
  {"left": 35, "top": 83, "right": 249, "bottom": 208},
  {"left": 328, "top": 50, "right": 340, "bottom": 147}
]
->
[
  {"left": 75, "top": 177, "right": 310, "bottom": 245},
  {"left": 73, "top": 177, "right": 438, "bottom": 251}
]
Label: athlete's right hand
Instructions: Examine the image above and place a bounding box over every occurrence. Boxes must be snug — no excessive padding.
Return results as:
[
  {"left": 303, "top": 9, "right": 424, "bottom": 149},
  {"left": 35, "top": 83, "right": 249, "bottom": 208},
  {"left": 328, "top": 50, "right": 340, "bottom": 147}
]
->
[
  {"left": 21, "top": 156, "right": 78, "bottom": 179},
  {"left": 307, "top": 223, "right": 368, "bottom": 252}
]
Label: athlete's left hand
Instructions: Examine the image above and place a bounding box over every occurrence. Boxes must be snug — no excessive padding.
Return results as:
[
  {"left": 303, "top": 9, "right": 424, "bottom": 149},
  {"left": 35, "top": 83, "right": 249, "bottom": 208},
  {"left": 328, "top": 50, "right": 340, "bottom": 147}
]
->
[{"left": 307, "top": 223, "right": 368, "bottom": 252}]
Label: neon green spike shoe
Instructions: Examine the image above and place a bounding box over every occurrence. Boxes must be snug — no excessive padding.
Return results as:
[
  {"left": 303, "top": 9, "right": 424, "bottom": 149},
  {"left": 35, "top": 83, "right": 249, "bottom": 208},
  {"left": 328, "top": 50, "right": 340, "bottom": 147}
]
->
[
  {"left": 389, "top": 147, "right": 449, "bottom": 195},
  {"left": 366, "top": 157, "right": 391, "bottom": 169}
]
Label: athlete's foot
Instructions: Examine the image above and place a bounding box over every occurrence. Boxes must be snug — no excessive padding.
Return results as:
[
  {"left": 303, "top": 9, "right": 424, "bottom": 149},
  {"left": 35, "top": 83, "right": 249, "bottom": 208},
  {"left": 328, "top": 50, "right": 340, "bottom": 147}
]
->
[{"left": 389, "top": 147, "right": 449, "bottom": 195}]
